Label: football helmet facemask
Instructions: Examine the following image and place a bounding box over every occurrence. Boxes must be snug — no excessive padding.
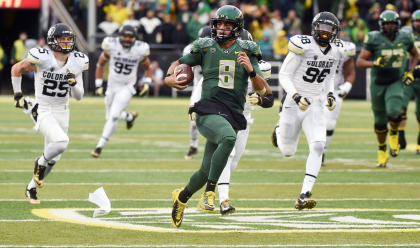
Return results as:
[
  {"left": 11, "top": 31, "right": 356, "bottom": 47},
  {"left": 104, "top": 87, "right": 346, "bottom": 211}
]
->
[
  {"left": 47, "top": 23, "right": 75, "bottom": 54},
  {"left": 210, "top": 5, "right": 244, "bottom": 43},
  {"left": 311, "top": 12, "right": 340, "bottom": 46},
  {"left": 379, "top": 10, "right": 400, "bottom": 36},
  {"left": 119, "top": 25, "right": 137, "bottom": 48}
]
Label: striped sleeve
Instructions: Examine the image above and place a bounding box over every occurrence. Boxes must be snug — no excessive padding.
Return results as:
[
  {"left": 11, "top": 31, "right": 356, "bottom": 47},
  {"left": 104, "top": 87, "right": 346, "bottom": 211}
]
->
[{"left": 288, "top": 37, "right": 304, "bottom": 55}]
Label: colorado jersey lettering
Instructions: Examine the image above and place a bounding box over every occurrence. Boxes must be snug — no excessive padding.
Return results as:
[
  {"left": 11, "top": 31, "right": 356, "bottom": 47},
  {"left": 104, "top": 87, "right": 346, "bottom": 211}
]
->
[
  {"left": 26, "top": 47, "right": 89, "bottom": 106},
  {"left": 102, "top": 37, "right": 150, "bottom": 87},
  {"left": 332, "top": 39, "right": 356, "bottom": 90},
  {"left": 287, "top": 35, "right": 342, "bottom": 99}
]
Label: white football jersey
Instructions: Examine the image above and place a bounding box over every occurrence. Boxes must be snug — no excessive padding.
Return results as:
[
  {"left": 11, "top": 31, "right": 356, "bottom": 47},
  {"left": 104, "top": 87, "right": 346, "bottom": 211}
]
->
[
  {"left": 27, "top": 47, "right": 89, "bottom": 106},
  {"left": 286, "top": 35, "right": 342, "bottom": 100},
  {"left": 331, "top": 39, "right": 356, "bottom": 90},
  {"left": 102, "top": 37, "right": 150, "bottom": 87},
  {"left": 183, "top": 43, "right": 202, "bottom": 86}
]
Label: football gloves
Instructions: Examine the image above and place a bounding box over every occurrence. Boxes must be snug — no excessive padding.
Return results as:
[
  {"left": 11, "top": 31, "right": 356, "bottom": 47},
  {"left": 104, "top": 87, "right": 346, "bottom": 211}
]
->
[
  {"left": 326, "top": 92, "right": 336, "bottom": 111},
  {"left": 403, "top": 71, "right": 414, "bottom": 86},
  {"left": 14, "top": 92, "right": 25, "bottom": 108},
  {"left": 66, "top": 69, "right": 76, "bottom": 86},
  {"left": 248, "top": 92, "right": 261, "bottom": 106},
  {"left": 337, "top": 81, "right": 353, "bottom": 98},
  {"left": 293, "top": 93, "right": 310, "bottom": 111},
  {"left": 373, "top": 56, "right": 390, "bottom": 67},
  {"left": 95, "top": 87, "right": 104, "bottom": 96},
  {"left": 413, "top": 65, "right": 420, "bottom": 79},
  {"left": 138, "top": 83, "right": 150, "bottom": 96}
]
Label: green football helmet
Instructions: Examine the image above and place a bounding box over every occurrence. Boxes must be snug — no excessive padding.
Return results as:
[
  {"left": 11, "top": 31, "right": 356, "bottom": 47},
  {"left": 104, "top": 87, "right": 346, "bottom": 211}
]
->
[
  {"left": 412, "top": 10, "right": 420, "bottom": 33},
  {"left": 210, "top": 5, "right": 244, "bottom": 43},
  {"left": 379, "top": 10, "right": 401, "bottom": 35}
]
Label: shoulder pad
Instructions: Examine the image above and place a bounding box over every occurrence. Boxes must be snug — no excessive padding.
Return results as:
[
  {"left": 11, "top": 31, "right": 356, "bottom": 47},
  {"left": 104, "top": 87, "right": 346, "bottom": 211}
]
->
[
  {"left": 401, "top": 26, "right": 412, "bottom": 33},
  {"left": 135, "top": 40, "right": 150, "bottom": 57},
  {"left": 237, "top": 40, "right": 262, "bottom": 58},
  {"left": 288, "top": 35, "right": 309, "bottom": 55},
  {"left": 183, "top": 43, "right": 193, "bottom": 56},
  {"left": 71, "top": 51, "right": 90, "bottom": 71},
  {"left": 191, "top": 38, "right": 216, "bottom": 52},
  {"left": 101, "top": 37, "right": 117, "bottom": 52},
  {"left": 345, "top": 41, "right": 356, "bottom": 57},
  {"left": 27, "top": 47, "right": 51, "bottom": 65},
  {"left": 365, "top": 31, "right": 380, "bottom": 43}
]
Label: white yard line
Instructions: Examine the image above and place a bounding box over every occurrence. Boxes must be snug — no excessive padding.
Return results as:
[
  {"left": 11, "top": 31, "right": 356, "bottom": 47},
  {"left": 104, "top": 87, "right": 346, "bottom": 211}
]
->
[
  {"left": 1, "top": 244, "right": 420, "bottom": 247},
  {"left": 2, "top": 182, "right": 420, "bottom": 185}
]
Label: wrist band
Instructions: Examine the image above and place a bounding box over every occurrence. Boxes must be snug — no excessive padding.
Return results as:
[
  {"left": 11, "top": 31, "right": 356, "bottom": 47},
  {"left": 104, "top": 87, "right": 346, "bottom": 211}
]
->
[{"left": 248, "top": 70, "right": 256, "bottom": 78}]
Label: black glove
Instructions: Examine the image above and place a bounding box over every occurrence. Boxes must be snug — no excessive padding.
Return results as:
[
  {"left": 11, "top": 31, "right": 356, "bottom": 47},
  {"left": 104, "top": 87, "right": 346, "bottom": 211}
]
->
[
  {"left": 413, "top": 65, "right": 420, "bottom": 79},
  {"left": 66, "top": 69, "right": 76, "bottom": 86}
]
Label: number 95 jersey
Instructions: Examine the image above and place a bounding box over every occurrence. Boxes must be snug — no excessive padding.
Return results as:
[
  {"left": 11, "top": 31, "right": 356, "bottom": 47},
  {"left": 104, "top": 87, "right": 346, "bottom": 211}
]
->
[
  {"left": 287, "top": 35, "right": 342, "bottom": 100},
  {"left": 27, "top": 47, "right": 89, "bottom": 106},
  {"left": 102, "top": 37, "right": 150, "bottom": 87}
]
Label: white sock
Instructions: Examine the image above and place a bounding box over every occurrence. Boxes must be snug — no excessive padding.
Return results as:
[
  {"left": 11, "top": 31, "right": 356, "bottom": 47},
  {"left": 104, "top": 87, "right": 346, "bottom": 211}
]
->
[
  {"left": 97, "top": 118, "right": 118, "bottom": 148},
  {"left": 301, "top": 175, "right": 316, "bottom": 194},
  {"left": 301, "top": 141, "right": 324, "bottom": 194},
  {"left": 27, "top": 179, "right": 36, "bottom": 189},
  {"left": 218, "top": 184, "right": 229, "bottom": 204},
  {"left": 124, "top": 112, "right": 133, "bottom": 121},
  {"left": 37, "top": 155, "right": 47, "bottom": 166}
]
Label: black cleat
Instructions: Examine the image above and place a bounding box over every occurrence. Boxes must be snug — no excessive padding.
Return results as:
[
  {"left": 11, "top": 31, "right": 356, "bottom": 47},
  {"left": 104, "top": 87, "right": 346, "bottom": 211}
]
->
[
  {"left": 295, "top": 191, "right": 316, "bottom": 210},
  {"left": 91, "top": 147, "right": 102, "bottom": 158},
  {"left": 220, "top": 200, "right": 236, "bottom": 215},
  {"left": 25, "top": 186, "right": 40, "bottom": 204},
  {"left": 271, "top": 125, "right": 278, "bottom": 147},
  {"left": 33, "top": 158, "right": 46, "bottom": 188},
  {"left": 184, "top": 146, "right": 197, "bottom": 160},
  {"left": 126, "top": 112, "right": 138, "bottom": 130}
]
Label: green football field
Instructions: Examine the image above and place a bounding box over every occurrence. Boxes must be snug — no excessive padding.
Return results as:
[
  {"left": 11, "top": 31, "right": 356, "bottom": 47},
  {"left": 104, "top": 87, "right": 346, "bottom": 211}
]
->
[{"left": 1, "top": 96, "right": 420, "bottom": 247}]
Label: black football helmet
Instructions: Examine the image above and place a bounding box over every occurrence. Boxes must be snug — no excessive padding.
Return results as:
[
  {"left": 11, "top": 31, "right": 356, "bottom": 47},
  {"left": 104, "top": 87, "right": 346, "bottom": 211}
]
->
[
  {"left": 311, "top": 12, "right": 340, "bottom": 46},
  {"left": 210, "top": 5, "right": 244, "bottom": 43},
  {"left": 47, "top": 23, "right": 75, "bottom": 54},
  {"left": 118, "top": 25, "right": 137, "bottom": 48},
  {"left": 379, "top": 10, "right": 400, "bottom": 36}
]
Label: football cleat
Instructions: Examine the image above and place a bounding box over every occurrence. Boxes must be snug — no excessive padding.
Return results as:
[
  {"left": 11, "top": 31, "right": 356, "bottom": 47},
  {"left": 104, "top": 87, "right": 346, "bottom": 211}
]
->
[
  {"left": 271, "top": 125, "right": 278, "bottom": 147},
  {"left": 295, "top": 191, "right": 316, "bottom": 210},
  {"left": 126, "top": 112, "right": 138, "bottom": 130},
  {"left": 377, "top": 149, "right": 389, "bottom": 168},
  {"left": 184, "top": 146, "right": 197, "bottom": 160},
  {"left": 388, "top": 133, "right": 400, "bottom": 157},
  {"left": 398, "top": 130, "right": 406, "bottom": 150},
  {"left": 25, "top": 186, "right": 40, "bottom": 204},
  {"left": 220, "top": 199, "right": 236, "bottom": 215},
  {"left": 171, "top": 188, "right": 187, "bottom": 228},
  {"left": 33, "top": 158, "right": 46, "bottom": 188},
  {"left": 321, "top": 153, "right": 325, "bottom": 167},
  {"left": 90, "top": 147, "right": 102, "bottom": 158},
  {"left": 198, "top": 191, "right": 217, "bottom": 213}
]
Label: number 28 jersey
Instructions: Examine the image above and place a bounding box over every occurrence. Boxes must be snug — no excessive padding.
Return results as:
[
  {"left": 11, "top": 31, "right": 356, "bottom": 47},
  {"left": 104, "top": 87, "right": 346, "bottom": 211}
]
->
[
  {"left": 101, "top": 37, "right": 150, "bottom": 87},
  {"left": 287, "top": 35, "right": 342, "bottom": 99},
  {"left": 27, "top": 47, "right": 89, "bottom": 106}
]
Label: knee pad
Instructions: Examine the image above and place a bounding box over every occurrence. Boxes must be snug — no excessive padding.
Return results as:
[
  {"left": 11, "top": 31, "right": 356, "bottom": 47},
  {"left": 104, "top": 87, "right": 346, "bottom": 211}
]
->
[
  {"left": 374, "top": 124, "right": 388, "bottom": 134},
  {"left": 310, "top": 141, "right": 325, "bottom": 157},
  {"left": 280, "top": 144, "right": 297, "bottom": 157},
  {"left": 54, "top": 140, "right": 69, "bottom": 154}
]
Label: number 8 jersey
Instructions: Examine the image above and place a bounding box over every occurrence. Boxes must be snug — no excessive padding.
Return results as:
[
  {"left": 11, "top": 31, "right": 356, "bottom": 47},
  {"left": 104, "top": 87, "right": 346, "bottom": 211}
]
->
[
  {"left": 27, "top": 47, "right": 89, "bottom": 106},
  {"left": 101, "top": 37, "right": 150, "bottom": 88},
  {"left": 283, "top": 35, "right": 342, "bottom": 101}
]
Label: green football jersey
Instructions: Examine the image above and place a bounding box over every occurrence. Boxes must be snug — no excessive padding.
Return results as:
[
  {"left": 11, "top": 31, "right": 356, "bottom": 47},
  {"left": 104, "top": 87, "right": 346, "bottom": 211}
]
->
[
  {"left": 179, "top": 37, "right": 263, "bottom": 113},
  {"left": 401, "top": 26, "right": 420, "bottom": 64},
  {"left": 364, "top": 30, "right": 414, "bottom": 85}
]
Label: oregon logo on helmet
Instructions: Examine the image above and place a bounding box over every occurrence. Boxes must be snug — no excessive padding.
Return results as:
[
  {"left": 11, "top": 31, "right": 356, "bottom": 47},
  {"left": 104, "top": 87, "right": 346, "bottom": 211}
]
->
[
  {"left": 210, "top": 5, "right": 244, "bottom": 43},
  {"left": 379, "top": 10, "right": 401, "bottom": 36}
]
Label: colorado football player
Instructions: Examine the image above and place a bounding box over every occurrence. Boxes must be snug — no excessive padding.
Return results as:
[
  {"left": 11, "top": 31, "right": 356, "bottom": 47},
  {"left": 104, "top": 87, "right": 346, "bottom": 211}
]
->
[{"left": 11, "top": 23, "right": 89, "bottom": 204}]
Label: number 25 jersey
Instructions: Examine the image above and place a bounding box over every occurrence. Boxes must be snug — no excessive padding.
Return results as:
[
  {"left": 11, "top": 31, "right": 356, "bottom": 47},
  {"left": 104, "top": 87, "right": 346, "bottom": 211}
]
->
[
  {"left": 287, "top": 35, "right": 342, "bottom": 100},
  {"left": 27, "top": 47, "right": 89, "bottom": 106},
  {"left": 101, "top": 37, "right": 150, "bottom": 87}
]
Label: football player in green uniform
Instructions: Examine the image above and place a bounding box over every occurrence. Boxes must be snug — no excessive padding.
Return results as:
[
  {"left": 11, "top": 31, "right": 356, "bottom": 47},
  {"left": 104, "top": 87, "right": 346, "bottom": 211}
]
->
[
  {"left": 398, "top": 10, "right": 420, "bottom": 155},
  {"left": 164, "top": 5, "right": 273, "bottom": 228},
  {"left": 357, "top": 10, "right": 418, "bottom": 167}
]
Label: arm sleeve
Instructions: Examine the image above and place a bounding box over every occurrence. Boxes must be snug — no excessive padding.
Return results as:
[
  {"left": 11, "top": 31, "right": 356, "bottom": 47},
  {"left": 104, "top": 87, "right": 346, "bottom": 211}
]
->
[
  {"left": 70, "top": 73, "right": 84, "bottom": 100},
  {"left": 278, "top": 51, "right": 302, "bottom": 97}
]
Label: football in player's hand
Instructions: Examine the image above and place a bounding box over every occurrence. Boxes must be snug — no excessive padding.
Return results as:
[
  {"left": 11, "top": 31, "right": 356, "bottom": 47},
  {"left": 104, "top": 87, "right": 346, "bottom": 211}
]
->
[{"left": 174, "top": 64, "right": 194, "bottom": 86}]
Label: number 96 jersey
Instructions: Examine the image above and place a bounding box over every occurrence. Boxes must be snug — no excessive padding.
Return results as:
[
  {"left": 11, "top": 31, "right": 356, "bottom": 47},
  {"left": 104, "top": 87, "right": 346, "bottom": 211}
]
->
[
  {"left": 101, "top": 37, "right": 150, "bottom": 88},
  {"left": 287, "top": 35, "right": 342, "bottom": 100},
  {"left": 27, "top": 47, "right": 89, "bottom": 106}
]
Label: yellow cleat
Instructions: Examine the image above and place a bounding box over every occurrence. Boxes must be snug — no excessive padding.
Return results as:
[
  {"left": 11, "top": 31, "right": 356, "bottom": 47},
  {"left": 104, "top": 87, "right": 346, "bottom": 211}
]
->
[
  {"left": 171, "top": 188, "right": 187, "bottom": 228},
  {"left": 198, "top": 191, "right": 217, "bottom": 213},
  {"left": 377, "top": 149, "right": 389, "bottom": 168},
  {"left": 388, "top": 133, "right": 400, "bottom": 157},
  {"left": 295, "top": 192, "right": 316, "bottom": 210}
]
